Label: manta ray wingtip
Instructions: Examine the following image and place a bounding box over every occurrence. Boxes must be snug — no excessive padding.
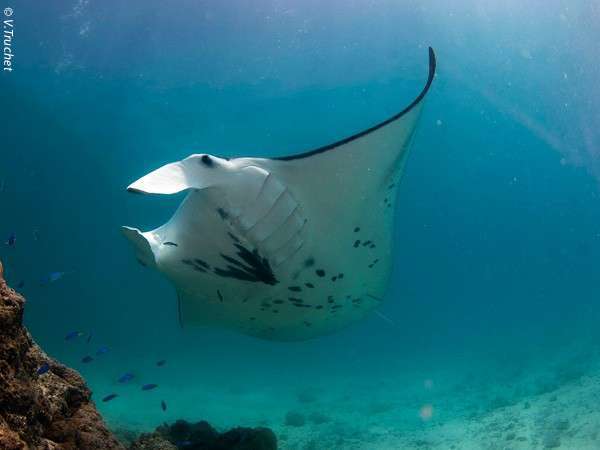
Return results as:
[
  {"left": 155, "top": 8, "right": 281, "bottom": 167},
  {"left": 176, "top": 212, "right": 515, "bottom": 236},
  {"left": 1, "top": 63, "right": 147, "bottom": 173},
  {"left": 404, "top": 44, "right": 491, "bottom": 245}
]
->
[{"left": 427, "top": 46, "right": 436, "bottom": 73}]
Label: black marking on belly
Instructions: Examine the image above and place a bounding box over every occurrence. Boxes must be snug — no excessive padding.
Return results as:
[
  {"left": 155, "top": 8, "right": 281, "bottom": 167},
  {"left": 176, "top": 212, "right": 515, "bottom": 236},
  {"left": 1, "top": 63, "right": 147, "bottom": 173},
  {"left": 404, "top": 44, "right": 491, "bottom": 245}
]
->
[
  {"left": 273, "top": 299, "right": 284, "bottom": 304},
  {"left": 194, "top": 259, "right": 210, "bottom": 269},
  {"left": 305, "top": 283, "right": 314, "bottom": 288},
  {"left": 289, "top": 297, "right": 303, "bottom": 303},
  {"left": 331, "top": 276, "right": 337, "bottom": 282},
  {"left": 228, "top": 232, "right": 240, "bottom": 243},
  {"left": 369, "top": 244, "right": 376, "bottom": 249},
  {"left": 182, "top": 259, "right": 207, "bottom": 273},
  {"left": 217, "top": 290, "right": 224, "bottom": 302},
  {"left": 316, "top": 269, "right": 325, "bottom": 277},
  {"left": 316, "top": 305, "right": 323, "bottom": 310},
  {"left": 288, "top": 286, "right": 302, "bottom": 292},
  {"left": 353, "top": 240, "right": 361, "bottom": 248},
  {"left": 338, "top": 273, "right": 344, "bottom": 279},
  {"left": 368, "top": 259, "right": 380, "bottom": 269},
  {"left": 304, "top": 258, "right": 315, "bottom": 267},
  {"left": 163, "top": 241, "right": 178, "bottom": 247},
  {"left": 217, "top": 208, "right": 229, "bottom": 220},
  {"left": 388, "top": 183, "right": 396, "bottom": 190},
  {"left": 215, "top": 243, "right": 277, "bottom": 285},
  {"left": 362, "top": 240, "right": 372, "bottom": 247},
  {"left": 354, "top": 227, "right": 360, "bottom": 233},
  {"left": 327, "top": 296, "right": 335, "bottom": 304}
]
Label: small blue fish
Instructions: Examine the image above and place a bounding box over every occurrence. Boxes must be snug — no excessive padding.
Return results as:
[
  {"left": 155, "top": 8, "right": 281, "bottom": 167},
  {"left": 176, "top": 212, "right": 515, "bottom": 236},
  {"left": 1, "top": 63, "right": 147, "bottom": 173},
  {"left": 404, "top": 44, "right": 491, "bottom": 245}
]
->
[
  {"left": 142, "top": 383, "right": 158, "bottom": 391},
  {"left": 96, "top": 346, "right": 109, "bottom": 356},
  {"left": 118, "top": 372, "right": 134, "bottom": 383},
  {"left": 40, "top": 271, "right": 67, "bottom": 285},
  {"left": 161, "top": 400, "right": 167, "bottom": 411},
  {"left": 102, "top": 393, "right": 118, "bottom": 402},
  {"left": 156, "top": 360, "right": 166, "bottom": 367},
  {"left": 17, "top": 280, "right": 25, "bottom": 289},
  {"left": 81, "top": 355, "right": 94, "bottom": 363},
  {"left": 5, "top": 232, "right": 16, "bottom": 247},
  {"left": 36, "top": 362, "right": 50, "bottom": 375},
  {"left": 65, "top": 331, "right": 84, "bottom": 341}
]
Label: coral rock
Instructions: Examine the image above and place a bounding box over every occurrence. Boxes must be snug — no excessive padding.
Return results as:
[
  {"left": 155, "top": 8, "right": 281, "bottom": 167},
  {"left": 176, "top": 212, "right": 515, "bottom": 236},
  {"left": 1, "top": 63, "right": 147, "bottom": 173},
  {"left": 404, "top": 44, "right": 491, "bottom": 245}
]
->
[{"left": 0, "top": 260, "right": 124, "bottom": 449}]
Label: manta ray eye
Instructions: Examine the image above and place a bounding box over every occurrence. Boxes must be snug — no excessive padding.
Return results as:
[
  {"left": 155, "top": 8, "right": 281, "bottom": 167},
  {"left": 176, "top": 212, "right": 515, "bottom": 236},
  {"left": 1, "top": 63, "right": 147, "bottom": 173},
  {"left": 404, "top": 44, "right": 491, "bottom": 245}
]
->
[{"left": 200, "top": 155, "right": 214, "bottom": 167}]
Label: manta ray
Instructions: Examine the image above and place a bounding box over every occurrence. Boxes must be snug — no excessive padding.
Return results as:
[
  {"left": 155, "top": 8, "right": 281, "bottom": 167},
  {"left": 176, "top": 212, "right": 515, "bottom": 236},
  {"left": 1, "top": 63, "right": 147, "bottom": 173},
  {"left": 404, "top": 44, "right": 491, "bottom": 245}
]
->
[{"left": 122, "top": 47, "right": 436, "bottom": 341}]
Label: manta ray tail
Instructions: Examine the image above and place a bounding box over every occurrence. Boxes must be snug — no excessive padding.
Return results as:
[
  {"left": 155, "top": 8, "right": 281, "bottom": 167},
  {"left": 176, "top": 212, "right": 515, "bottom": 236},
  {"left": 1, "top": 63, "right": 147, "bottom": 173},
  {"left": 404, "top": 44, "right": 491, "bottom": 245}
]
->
[{"left": 121, "top": 226, "right": 157, "bottom": 268}]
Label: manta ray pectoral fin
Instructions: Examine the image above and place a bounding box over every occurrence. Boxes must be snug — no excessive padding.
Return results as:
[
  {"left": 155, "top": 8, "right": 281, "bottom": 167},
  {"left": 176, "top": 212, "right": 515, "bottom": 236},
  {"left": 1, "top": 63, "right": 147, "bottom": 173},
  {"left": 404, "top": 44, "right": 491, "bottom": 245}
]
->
[
  {"left": 269, "top": 47, "right": 436, "bottom": 167},
  {"left": 121, "top": 226, "right": 157, "bottom": 268}
]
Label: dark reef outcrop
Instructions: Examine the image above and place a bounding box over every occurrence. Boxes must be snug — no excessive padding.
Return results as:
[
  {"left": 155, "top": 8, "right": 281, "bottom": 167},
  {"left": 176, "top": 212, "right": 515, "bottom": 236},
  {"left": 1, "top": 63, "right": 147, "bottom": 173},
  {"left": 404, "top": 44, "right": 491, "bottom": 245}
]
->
[
  {"left": 0, "top": 260, "right": 124, "bottom": 449},
  {"left": 0, "top": 260, "right": 277, "bottom": 450},
  {"left": 129, "top": 420, "right": 277, "bottom": 450}
]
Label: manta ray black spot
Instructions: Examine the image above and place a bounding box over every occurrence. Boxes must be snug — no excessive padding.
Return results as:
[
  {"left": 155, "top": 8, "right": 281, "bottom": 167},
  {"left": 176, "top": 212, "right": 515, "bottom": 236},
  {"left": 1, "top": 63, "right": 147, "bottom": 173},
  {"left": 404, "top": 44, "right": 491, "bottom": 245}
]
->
[
  {"left": 304, "top": 258, "right": 315, "bottom": 267},
  {"left": 182, "top": 259, "right": 208, "bottom": 272},
  {"left": 227, "top": 232, "right": 240, "bottom": 243},
  {"left": 316, "top": 305, "right": 323, "bottom": 310},
  {"left": 273, "top": 300, "right": 284, "bottom": 304},
  {"left": 217, "top": 208, "right": 229, "bottom": 220},
  {"left": 316, "top": 269, "right": 325, "bottom": 277},
  {"left": 354, "top": 227, "right": 360, "bottom": 233},
  {"left": 353, "top": 240, "right": 361, "bottom": 248},
  {"left": 288, "top": 286, "right": 302, "bottom": 292},
  {"left": 200, "top": 154, "right": 214, "bottom": 166},
  {"left": 214, "top": 243, "right": 277, "bottom": 285},
  {"left": 163, "top": 241, "right": 178, "bottom": 247},
  {"left": 217, "top": 290, "right": 224, "bottom": 302},
  {"left": 338, "top": 273, "right": 344, "bottom": 279},
  {"left": 331, "top": 276, "right": 337, "bottom": 282},
  {"left": 368, "top": 259, "right": 380, "bottom": 269},
  {"left": 289, "top": 297, "right": 303, "bottom": 303},
  {"left": 305, "top": 283, "right": 314, "bottom": 288},
  {"left": 194, "top": 259, "right": 210, "bottom": 269},
  {"left": 362, "top": 240, "right": 372, "bottom": 247}
]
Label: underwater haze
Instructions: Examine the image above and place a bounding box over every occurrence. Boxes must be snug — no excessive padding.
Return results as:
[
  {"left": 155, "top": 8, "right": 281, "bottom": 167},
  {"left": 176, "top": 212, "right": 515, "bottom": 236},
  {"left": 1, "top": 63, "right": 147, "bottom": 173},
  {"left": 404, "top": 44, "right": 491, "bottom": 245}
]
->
[{"left": 2, "top": 0, "right": 600, "bottom": 448}]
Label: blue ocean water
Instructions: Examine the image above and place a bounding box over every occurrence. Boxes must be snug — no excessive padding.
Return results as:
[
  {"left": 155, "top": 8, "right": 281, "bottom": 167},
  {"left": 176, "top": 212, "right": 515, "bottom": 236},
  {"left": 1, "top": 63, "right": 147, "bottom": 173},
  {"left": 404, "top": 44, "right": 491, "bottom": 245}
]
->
[{"left": 2, "top": 0, "right": 600, "bottom": 447}]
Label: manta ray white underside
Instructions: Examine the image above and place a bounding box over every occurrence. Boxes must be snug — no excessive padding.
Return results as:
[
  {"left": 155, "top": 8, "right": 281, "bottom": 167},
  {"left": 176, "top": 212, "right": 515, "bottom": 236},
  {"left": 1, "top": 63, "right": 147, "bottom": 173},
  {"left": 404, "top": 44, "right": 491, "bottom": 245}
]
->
[{"left": 122, "top": 47, "right": 436, "bottom": 341}]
